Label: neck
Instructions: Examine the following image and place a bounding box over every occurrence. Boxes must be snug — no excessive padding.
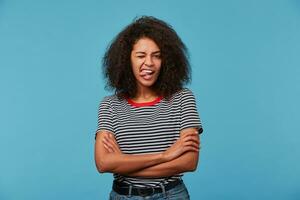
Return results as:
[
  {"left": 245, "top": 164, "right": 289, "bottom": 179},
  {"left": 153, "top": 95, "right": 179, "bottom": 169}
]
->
[{"left": 133, "top": 85, "right": 158, "bottom": 101}]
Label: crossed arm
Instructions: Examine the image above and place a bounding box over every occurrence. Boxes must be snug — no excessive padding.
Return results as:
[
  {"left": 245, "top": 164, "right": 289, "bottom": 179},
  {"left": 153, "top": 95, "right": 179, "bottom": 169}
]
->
[{"left": 94, "top": 128, "right": 201, "bottom": 178}]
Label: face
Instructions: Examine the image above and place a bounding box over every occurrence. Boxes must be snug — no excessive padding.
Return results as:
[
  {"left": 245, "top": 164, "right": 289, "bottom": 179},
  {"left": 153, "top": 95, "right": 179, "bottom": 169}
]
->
[{"left": 130, "top": 37, "right": 162, "bottom": 90}]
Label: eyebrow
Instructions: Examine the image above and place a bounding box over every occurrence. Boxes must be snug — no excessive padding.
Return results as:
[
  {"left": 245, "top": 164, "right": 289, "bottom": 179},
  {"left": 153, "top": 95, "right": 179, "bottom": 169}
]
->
[{"left": 135, "top": 51, "right": 161, "bottom": 54}]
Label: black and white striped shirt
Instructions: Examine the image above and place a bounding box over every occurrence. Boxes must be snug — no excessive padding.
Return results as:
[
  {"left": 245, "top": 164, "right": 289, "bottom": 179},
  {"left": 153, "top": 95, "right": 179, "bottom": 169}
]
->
[{"left": 96, "top": 87, "right": 203, "bottom": 188}]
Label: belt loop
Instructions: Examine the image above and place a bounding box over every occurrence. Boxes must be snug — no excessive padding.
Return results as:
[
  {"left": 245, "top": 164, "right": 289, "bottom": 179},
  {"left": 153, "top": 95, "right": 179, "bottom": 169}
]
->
[
  {"left": 128, "top": 184, "right": 132, "bottom": 197},
  {"left": 159, "top": 182, "right": 166, "bottom": 197}
]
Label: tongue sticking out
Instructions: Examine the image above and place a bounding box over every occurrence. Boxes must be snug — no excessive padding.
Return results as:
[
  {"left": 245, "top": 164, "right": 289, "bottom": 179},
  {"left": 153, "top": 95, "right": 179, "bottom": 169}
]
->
[
  {"left": 140, "top": 69, "right": 154, "bottom": 80},
  {"left": 143, "top": 73, "right": 153, "bottom": 80}
]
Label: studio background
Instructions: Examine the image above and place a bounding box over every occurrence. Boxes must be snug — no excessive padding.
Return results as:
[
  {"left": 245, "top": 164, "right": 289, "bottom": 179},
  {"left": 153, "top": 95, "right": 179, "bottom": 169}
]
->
[{"left": 0, "top": 0, "right": 299, "bottom": 199}]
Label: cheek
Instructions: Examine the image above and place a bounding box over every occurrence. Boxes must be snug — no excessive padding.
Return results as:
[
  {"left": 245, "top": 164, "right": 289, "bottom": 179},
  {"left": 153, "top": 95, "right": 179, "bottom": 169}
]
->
[
  {"left": 131, "top": 60, "right": 139, "bottom": 73},
  {"left": 156, "top": 61, "right": 162, "bottom": 72},
  {"left": 130, "top": 60, "right": 136, "bottom": 69},
  {"left": 131, "top": 57, "right": 143, "bottom": 67}
]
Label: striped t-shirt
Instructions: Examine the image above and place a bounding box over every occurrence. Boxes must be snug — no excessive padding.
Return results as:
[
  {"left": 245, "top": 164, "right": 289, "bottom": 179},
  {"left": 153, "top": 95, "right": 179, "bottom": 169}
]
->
[{"left": 96, "top": 87, "right": 203, "bottom": 188}]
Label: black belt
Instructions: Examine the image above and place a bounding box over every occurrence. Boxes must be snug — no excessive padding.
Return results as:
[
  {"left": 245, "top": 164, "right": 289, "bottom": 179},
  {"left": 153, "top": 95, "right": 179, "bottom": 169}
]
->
[{"left": 112, "top": 179, "right": 183, "bottom": 197}]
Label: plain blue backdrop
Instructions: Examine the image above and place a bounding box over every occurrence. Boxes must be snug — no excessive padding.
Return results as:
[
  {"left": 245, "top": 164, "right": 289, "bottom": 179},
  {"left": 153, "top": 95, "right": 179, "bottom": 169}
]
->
[{"left": 1, "top": 0, "right": 300, "bottom": 199}]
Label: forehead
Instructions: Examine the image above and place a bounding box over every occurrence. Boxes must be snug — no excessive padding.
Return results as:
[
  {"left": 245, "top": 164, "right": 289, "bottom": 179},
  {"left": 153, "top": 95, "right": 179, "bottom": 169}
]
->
[{"left": 132, "top": 37, "right": 160, "bottom": 52}]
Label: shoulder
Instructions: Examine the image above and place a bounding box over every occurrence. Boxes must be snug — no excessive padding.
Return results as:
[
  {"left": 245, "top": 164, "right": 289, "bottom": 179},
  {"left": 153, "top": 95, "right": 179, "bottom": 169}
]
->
[
  {"left": 99, "top": 95, "right": 112, "bottom": 106},
  {"left": 181, "top": 87, "right": 194, "bottom": 95},
  {"left": 98, "top": 94, "right": 124, "bottom": 111},
  {"left": 99, "top": 94, "right": 119, "bottom": 104},
  {"left": 172, "top": 87, "right": 195, "bottom": 99},
  {"left": 98, "top": 94, "right": 116, "bottom": 110},
  {"left": 166, "top": 88, "right": 196, "bottom": 105}
]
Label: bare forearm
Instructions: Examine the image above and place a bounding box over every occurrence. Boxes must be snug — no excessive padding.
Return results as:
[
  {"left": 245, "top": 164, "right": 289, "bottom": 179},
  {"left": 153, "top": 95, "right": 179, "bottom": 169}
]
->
[
  {"left": 98, "top": 128, "right": 200, "bottom": 175},
  {"left": 100, "top": 152, "right": 167, "bottom": 174},
  {"left": 123, "top": 151, "right": 199, "bottom": 178}
]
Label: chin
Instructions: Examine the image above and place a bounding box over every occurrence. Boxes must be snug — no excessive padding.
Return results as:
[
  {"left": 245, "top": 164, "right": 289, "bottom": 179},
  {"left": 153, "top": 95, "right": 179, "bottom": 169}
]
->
[{"left": 138, "top": 78, "right": 158, "bottom": 87}]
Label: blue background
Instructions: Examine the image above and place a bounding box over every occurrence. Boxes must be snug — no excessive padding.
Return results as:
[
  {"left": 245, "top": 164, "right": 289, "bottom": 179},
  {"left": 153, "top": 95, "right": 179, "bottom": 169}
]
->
[{"left": 1, "top": 0, "right": 299, "bottom": 199}]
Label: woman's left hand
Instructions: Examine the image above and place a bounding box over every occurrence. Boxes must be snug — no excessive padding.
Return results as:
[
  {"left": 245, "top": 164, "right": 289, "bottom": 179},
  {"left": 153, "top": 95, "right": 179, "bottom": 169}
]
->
[{"left": 102, "top": 133, "right": 122, "bottom": 154}]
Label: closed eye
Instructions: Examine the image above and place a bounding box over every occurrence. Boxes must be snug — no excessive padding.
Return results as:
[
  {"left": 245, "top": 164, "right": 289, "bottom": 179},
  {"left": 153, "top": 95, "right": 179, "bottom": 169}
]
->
[{"left": 136, "top": 55, "right": 160, "bottom": 58}]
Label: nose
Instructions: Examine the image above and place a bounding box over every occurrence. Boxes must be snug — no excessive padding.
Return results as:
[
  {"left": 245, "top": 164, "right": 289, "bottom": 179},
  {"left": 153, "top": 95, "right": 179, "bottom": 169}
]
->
[{"left": 144, "top": 55, "right": 154, "bottom": 66}]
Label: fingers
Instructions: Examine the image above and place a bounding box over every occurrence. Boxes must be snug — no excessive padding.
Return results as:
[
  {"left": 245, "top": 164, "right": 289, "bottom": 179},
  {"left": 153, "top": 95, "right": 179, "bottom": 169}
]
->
[
  {"left": 184, "top": 141, "right": 200, "bottom": 150},
  {"left": 181, "top": 130, "right": 199, "bottom": 137},
  {"left": 107, "top": 134, "right": 121, "bottom": 153},
  {"left": 181, "top": 131, "right": 201, "bottom": 152},
  {"left": 108, "top": 134, "right": 120, "bottom": 148},
  {"left": 103, "top": 139, "right": 114, "bottom": 153},
  {"left": 102, "top": 136, "right": 113, "bottom": 152},
  {"left": 182, "top": 134, "right": 200, "bottom": 145},
  {"left": 102, "top": 134, "right": 120, "bottom": 153},
  {"left": 104, "top": 136, "right": 118, "bottom": 152},
  {"left": 183, "top": 146, "right": 199, "bottom": 153},
  {"left": 181, "top": 131, "right": 199, "bottom": 139}
]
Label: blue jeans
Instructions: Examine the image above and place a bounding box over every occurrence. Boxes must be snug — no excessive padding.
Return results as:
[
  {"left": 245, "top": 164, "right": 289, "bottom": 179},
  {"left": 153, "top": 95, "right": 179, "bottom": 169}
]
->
[{"left": 108, "top": 181, "right": 190, "bottom": 200}]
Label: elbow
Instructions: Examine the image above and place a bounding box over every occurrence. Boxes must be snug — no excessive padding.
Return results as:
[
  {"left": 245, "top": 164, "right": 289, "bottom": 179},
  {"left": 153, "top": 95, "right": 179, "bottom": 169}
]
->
[
  {"left": 95, "top": 158, "right": 111, "bottom": 173},
  {"left": 96, "top": 167, "right": 104, "bottom": 174},
  {"left": 187, "top": 161, "right": 199, "bottom": 172},
  {"left": 96, "top": 165, "right": 107, "bottom": 174},
  {"left": 96, "top": 163, "right": 106, "bottom": 173},
  {"left": 186, "top": 156, "right": 200, "bottom": 172},
  {"left": 189, "top": 162, "right": 198, "bottom": 172}
]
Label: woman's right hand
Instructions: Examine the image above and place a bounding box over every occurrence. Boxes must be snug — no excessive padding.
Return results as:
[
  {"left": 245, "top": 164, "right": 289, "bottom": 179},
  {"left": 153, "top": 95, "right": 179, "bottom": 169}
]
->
[{"left": 163, "top": 130, "right": 200, "bottom": 161}]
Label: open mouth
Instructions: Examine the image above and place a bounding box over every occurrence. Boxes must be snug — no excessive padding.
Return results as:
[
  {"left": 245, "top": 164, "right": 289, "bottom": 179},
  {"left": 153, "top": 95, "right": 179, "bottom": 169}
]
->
[
  {"left": 140, "top": 69, "right": 155, "bottom": 76},
  {"left": 140, "top": 69, "right": 155, "bottom": 80},
  {"left": 141, "top": 69, "right": 154, "bottom": 75}
]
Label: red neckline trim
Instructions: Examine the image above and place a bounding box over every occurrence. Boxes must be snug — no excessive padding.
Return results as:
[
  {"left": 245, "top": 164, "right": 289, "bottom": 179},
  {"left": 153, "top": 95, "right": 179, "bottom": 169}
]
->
[{"left": 126, "top": 96, "right": 163, "bottom": 107}]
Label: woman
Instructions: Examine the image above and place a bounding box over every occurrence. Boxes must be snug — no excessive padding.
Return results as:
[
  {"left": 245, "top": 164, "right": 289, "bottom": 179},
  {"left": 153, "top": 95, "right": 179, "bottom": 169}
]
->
[{"left": 94, "top": 16, "right": 203, "bottom": 200}]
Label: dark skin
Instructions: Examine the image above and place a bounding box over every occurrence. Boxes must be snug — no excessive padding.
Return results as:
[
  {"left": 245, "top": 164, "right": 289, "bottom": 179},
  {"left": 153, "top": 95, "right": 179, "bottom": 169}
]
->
[
  {"left": 95, "top": 128, "right": 201, "bottom": 177},
  {"left": 95, "top": 37, "right": 201, "bottom": 177}
]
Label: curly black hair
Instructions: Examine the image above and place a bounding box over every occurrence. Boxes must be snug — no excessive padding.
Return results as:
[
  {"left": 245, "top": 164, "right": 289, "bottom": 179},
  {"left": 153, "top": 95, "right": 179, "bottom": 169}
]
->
[{"left": 102, "top": 16, "right": 192, "bottom": 101}]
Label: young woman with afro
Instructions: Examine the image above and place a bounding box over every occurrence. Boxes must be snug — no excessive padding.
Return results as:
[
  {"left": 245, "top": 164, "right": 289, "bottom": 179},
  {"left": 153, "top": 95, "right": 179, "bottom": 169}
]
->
[{"left": 94, "top": 16, "right": 204, "bottom": 200}]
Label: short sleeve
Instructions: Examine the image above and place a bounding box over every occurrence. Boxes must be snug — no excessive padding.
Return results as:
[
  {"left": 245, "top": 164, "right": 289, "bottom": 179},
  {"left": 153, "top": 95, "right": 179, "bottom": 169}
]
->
[
  {"left": 180, "top": 88, "right": 203, "bottom": 134},
  {"left": 95, "top": 96, "right": 114, "bottom": 139}
]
